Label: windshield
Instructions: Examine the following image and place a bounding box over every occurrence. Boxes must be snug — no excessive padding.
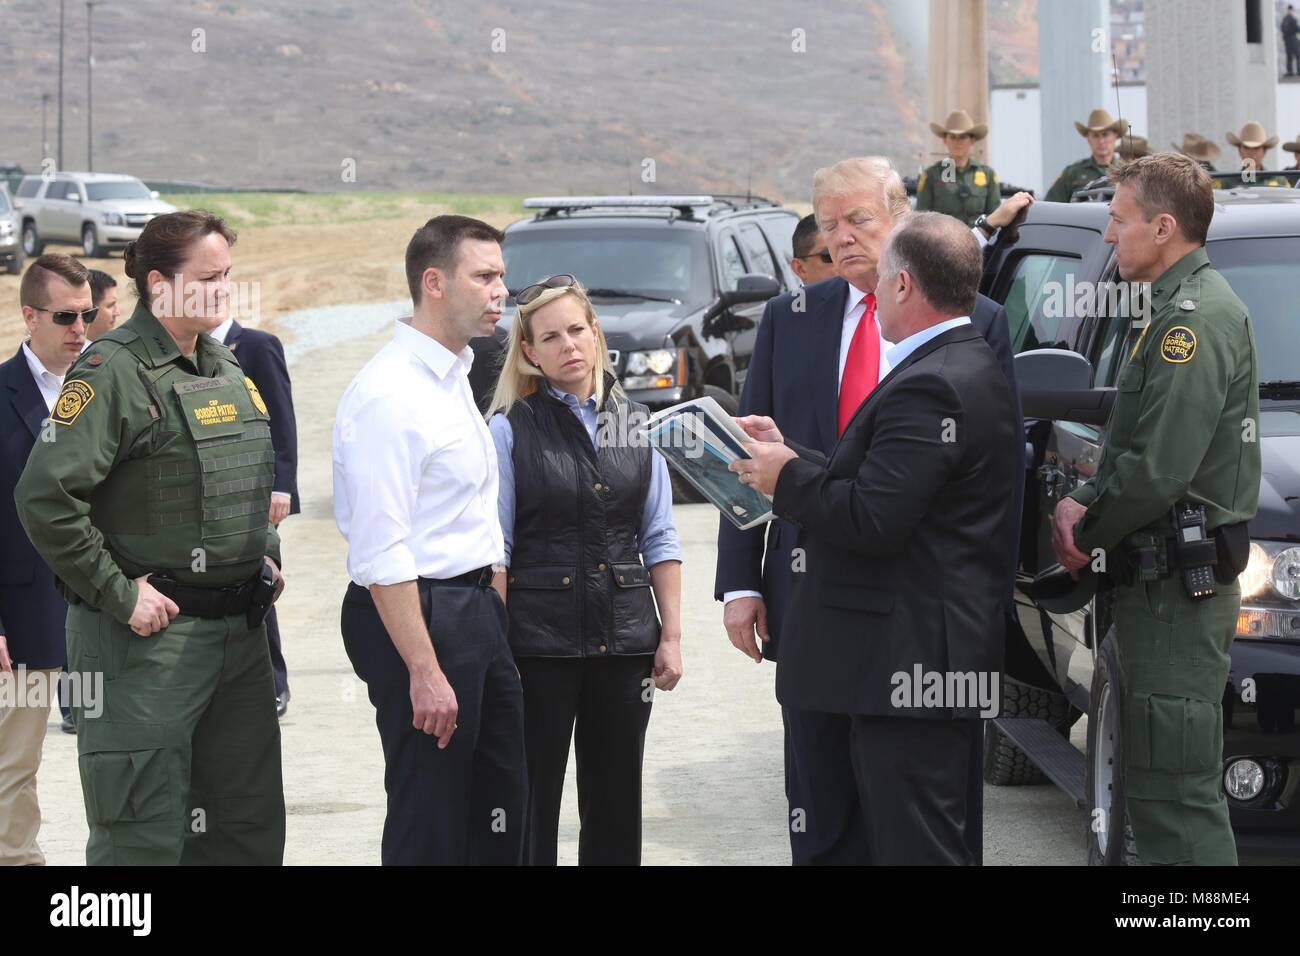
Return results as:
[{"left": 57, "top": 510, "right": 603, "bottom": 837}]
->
[
  {"left": 0, "top": 191, "right": 9, "bottom": 213},
  {"left": 1207, "top": 238, "right": 1300, "bottom": 386},
  {"left": 502, "top": 227, "right": 710, "bottom": 303},
  {"left": 85, "top": 181, "right": 153, "bottom": 202}
]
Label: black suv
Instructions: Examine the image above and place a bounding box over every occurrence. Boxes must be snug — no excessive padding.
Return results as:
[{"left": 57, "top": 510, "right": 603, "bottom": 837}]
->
[
  {"left": 470, "top": 194, "right": 800, "bottom": 418},
  {"left": 980, "top": 186, "right": 1300, "bottom": 864}
]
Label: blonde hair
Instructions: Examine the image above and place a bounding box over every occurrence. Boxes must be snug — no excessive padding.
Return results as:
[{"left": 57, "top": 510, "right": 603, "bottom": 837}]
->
[
  {"left": 486, "top": 281, "right": 620, "bottom": 417},
  {"left": 811, "top": 156, "right": 911, "bottom": 224}
]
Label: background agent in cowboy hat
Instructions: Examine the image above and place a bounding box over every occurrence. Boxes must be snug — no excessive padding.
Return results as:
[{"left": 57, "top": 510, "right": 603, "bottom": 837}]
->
[
  {"left": 1283, "top": 134, "right": 1300, "bottom": 171},
  {"left": 1225, "top": 121, "right": 1289, "bottom": 185},
  {"left": 914, "top": 108, "right": 1001, "bottom": 227},
  {"left": 1044, "top": 108, "right": 1125, "bottom": 201},
  {"left": 1118, "top": 134, "right": 1151, "bottom": 162},
  {"left": 1173, "top": 132, "right": 1220, "bottom": 171}
]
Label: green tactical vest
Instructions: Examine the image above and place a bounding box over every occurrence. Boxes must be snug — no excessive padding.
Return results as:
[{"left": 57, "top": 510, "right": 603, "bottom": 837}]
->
[{"left": 89, "top": 329, "right": 276, "bottom": 587}]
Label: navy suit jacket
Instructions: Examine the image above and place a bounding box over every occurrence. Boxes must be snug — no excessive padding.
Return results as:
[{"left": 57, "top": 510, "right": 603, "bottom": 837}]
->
[
  {"left": 226, "top": 322, "right": 300, "bottom": 514},
  {"left": 1, "top": 348, "right": 68, "bottom": 668},
  {"left": 713, "top": 277, "right": 1024, "bottom": 660}
]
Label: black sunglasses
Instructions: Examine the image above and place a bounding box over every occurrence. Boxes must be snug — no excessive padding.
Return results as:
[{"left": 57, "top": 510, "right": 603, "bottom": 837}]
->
[
  {"left": 515, "top": 273, "right": 576, "bottom": 305},
  {"left": 796, "top": 250, "right": 833, "bottom": 264},
  {"left": 31, "top": 305, "right": 100, "bottom": 326}
]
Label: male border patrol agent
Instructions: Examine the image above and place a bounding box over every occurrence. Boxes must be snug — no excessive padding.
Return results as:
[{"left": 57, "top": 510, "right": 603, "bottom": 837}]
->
[
  {"left": 1052, "top": 153, "right": 1259, "bottom": 865},
  {"left": 15, "top": 211, "right": 286, "bottom": 865},
  {"left": 915, "top": 109, "right": 1000, "bottom": 228},
  {"left": 1224, "top": 121, "right": 1289, "bottom": 188},
  {"left": 1045, "top": 108, "right": 1125, "bottom": 202}
]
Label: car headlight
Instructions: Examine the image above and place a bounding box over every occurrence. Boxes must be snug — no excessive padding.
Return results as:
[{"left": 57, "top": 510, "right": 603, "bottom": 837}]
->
[
  {"left": 623, "top": 349, "right": 681, "bottom": 389},
  {"left": 625, "top": 349, "right": 676, "bottom": 375},
  {"left": 1240, "top": 541, "right": 1300, "bottom": 601},
  {"left": 101, "top": 211, "right": 124, "bottom": 226},
  {"left": 0, "top": 221, "right": 13, "bottom": 237}
]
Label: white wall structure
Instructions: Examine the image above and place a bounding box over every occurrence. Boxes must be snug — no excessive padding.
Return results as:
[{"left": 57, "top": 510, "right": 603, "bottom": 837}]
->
[
  {"left": 1037, "top": 0, "right": 1113, "bottom": 190},
  {"left": 1147, "top": 0, "right": 1281, "bottom": 171}
]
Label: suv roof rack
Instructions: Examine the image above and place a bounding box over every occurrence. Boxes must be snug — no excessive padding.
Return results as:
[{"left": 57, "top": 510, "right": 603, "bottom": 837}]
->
[{"left": 524, "top": 195, "right": 715, "bottom": 220}]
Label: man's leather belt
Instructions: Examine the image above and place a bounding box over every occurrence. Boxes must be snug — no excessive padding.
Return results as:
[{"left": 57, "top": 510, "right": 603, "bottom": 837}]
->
[{"left": 419, "top": 565, "right": 495, "bottom": 588}]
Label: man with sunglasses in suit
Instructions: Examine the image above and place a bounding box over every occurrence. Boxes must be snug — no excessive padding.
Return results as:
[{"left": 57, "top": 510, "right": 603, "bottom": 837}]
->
[
  {"left": 1, "top": 254, "right": 93, "bottom": 864},
  {"left": 789, "top": 215, "right": 839, "bottom": 286}
]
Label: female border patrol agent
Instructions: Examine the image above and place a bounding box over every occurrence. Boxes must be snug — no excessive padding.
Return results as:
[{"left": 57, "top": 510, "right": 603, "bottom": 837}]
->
[
  {"left": 1052, "top": 154, "right": 1259, "bottom": 865},
  {"left": 15, "top": 210, "right": 287, "bottom": 866},
  {"left": 915, "top": 109, "right": 1001, "bottom": 228}
]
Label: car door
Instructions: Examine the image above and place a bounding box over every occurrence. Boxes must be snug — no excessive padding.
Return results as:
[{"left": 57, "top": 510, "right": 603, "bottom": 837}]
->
[
  {"left": 985, "top": 223, "right": 1111, "bottom": 692},
  {"left": 707, "top": 226, "right": 762, "bottom": 383}
]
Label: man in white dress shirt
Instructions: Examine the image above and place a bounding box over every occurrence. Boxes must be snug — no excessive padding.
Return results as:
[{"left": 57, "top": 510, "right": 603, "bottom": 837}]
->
[{"left": 333, "top": 216, "right": 526, "bottom": 865}]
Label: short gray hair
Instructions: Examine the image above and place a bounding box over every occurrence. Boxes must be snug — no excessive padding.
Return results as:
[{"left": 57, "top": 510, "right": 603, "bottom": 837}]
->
[
  {"left": 811, "top": 156, "right": 911, "bottom": 223},
  {"left": 877, "top": 212, "right": 982, "bottom": 316}
]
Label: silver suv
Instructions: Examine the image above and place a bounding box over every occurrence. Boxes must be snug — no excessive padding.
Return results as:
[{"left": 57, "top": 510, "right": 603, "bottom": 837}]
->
[
  {"left": 14, "top": 172, "right": 177, "bottom": 258},
  {"left": 0, "top": 184, "right": 21, "bottom": 274}
]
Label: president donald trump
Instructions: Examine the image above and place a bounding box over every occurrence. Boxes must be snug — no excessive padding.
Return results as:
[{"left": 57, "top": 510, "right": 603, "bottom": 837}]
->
[{"left": 731, "top": 212, "right": 1018, "bottom": 865}]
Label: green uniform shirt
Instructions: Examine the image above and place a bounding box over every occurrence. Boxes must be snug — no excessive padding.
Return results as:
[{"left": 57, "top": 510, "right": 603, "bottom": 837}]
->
[
  {"left": 15, "top": 303, "right": 281, "bottom": 624},
  {"left": 1067, "top": 247, "right": 1260, "bottom": 554},
  {"left": 1045, "top": 155, "right": 1120, "bottom": 202},
  {"left": 914, "top": 160, "right": 1000, "bottom": 226}
]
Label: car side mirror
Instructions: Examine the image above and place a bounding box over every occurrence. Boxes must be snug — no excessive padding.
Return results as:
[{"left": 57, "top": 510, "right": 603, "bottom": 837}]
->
[
  {"left": 1015, "top": 348, "right": 1116, "bottom": 426},
  {"left": 702, "top": 274, "right": 781, "bottom": 335}
]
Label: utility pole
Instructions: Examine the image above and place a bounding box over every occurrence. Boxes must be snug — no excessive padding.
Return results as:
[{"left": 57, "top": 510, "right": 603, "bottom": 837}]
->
[
  {"left": 87, "top": 1, "right": 101, "bottom": 171},
  {"left": 42, "top": 93, "right": 51, "bottom": 161},
  {"left": 57, "top": 0, "right": 66, "bottom": 170}
]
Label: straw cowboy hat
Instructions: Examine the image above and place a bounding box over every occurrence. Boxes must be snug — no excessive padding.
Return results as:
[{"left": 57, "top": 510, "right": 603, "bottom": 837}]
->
[
  {"left": 1281, "top": 134, "right": 1300, "bottom": 154},
  {"left": 1118, "top": 135, "right": 1150, "bottom": 159},
  {"left": 1173, "top": 133, "right": 1221, "bottom": 163},
  {"left": 929, "top": 108, "right": 987, "bottom": 141},
  {"left": 1074, "top": 108, "right": 1126, "bottom": 136},
  {"left": 1226, "top": 121, "right": 1278, "bottom": 149}
]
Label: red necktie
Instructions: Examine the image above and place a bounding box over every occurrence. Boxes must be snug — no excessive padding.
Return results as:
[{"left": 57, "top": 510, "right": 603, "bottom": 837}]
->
[{"left": 837, "top": 293, "right": 879, "bottom": 435}]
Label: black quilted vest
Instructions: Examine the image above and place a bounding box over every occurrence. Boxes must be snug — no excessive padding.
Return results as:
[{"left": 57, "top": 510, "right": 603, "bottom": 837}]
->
[{"left": 502, "top": 377, "right": 660, "bottom": 657}]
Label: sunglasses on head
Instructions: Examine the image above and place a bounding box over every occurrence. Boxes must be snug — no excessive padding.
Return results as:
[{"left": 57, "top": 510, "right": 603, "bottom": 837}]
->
[
  {"left": 31, "top": 305, "right": 100, "bottom": 326},
  {"left": 797, "top": 250, "right": 833, "bottom": 264},
  {"left": 515, "top": 273, "right": 576, "bottom": 305}
]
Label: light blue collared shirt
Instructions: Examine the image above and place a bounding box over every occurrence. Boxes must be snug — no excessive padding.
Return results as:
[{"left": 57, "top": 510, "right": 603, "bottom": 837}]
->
[
  {"left": 487, "top": 382, "right": 682, "bottom": 568},
  {"left": 883, "top": 316, "right": 971, "bottom": 370}
]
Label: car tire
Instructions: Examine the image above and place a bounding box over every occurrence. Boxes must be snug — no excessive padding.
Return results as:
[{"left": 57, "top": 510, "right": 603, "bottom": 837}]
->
[
  {"left": 21, "top": 220, "right": 42, "bottom": 257},
  {"left": 1085, "top": 629, "right": 1140, "bottom": 865},
  {"left": 983, "top": 677, "right": 1077, "bottom": 785},
  {"left": 669, "top": 386, "right": 741, "bottom": 504},
  {"left": 82, "top": 223, "right": 105, "bottom": 258}
]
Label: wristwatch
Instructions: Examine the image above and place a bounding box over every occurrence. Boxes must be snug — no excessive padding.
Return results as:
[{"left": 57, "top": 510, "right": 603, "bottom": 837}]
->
[{"left": 974, "top": 214, "right": 995, "bottom": 238}]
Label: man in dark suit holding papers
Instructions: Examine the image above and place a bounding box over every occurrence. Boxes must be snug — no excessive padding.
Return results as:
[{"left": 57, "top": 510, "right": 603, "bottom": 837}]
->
[{"left": 731, "top": 212, "right": 1018, "bottom": 865}]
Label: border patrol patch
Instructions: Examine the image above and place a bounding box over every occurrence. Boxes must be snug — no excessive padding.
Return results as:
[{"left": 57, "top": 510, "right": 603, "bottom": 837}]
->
[
  {"left": 244, "top": 376, "right": 268, "bottom": 416},
  {"left": 1160, "top": 326, "right": 1197, "bottom": 364},
  {"left": 973, "top": 170, "right": 988, "bottom": 187},
  {"left": 52, "top": 380, "right": 95, "bottom": 425}
]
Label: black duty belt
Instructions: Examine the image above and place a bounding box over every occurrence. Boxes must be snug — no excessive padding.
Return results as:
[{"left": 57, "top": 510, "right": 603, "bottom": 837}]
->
[
  {"left": 419, "top": 565, "right": 495, "bottom": 588},
  {"left": 147, "top": 573, "right": 263, "bottom": 619}
]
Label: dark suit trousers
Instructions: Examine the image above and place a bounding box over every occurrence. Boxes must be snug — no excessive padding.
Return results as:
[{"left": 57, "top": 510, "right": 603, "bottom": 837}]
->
[
  {"left": 848, "top": 715, "right": 984, "bottom": 865},
  {"left": 341, "top": 579, "right": 527, "bottom": 865},
  {"left": 783, "top": 706, "right": 871, "bottom": 865},
  {"left": 515, "top": 654, "right": 654, "bottom": 866},
  {"left": 264, "top": 606, "right": 289, "bottom": 696}
]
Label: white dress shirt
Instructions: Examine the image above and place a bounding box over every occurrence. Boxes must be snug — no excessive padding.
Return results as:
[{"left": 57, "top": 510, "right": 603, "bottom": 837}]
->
[
  {"left": 22, "top": 343, "right": 65, "bottom": 412},
  {"left": 332, "top": 317, "right": 503, "bottom": 586},
  {"left": 884, "top": 315, "right": 972, "bottom": 368},
  {"left": 724, "top": 282, "right": 895, "bottom": 606}
]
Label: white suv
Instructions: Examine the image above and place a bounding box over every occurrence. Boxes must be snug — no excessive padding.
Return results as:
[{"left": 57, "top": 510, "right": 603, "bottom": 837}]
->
[{"left": 14, "top": 172, "right": 177, "bottom": 258}]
